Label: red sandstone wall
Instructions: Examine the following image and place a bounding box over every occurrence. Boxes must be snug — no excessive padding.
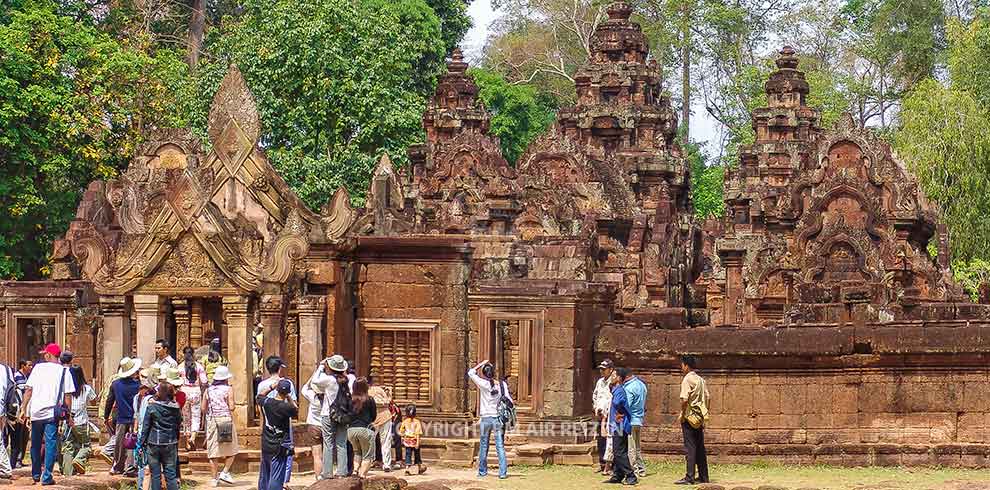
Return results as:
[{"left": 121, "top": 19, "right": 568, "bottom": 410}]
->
[
  {"left": 635, "top": 369, "right": 990, "bottom": 466},
  {"left": 356, "top": 261, "right": 471, "bottom": 414}
]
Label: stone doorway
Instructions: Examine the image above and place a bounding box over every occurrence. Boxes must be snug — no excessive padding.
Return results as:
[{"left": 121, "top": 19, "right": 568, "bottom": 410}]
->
[
  {"left": 16, "top": 315, "right": 57, "bottom": 363},
  {"left": 478, "top": 312, "right": 544, "bottom": 415}
]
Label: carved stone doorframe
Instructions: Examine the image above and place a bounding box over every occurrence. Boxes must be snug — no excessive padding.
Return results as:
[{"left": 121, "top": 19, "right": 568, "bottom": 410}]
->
[{"left": 476, "top": 307, "right": 545, "bottom": 416}]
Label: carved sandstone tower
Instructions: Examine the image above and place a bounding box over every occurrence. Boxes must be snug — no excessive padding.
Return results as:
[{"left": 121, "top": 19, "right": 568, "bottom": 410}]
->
[
  {"left": 710, "top": 47, "right": 965, "bottom": 327},
  {"left": 518, "top": 1, "right": 702, "bottom": 322}
]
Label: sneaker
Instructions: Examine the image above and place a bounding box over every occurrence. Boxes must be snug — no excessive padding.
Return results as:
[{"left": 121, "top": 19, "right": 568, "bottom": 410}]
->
[
  {"left": 73, "top": 461, "right": 86, "bottom": 475},
  {"left": 101, "top": 452, "right": 113, "bottom": 465},
  {"left": 674, "top": 478, "right": 695, "bottom": 485},
  {"left": 218, "top": 471, "right": 235, "bottom": 484}
]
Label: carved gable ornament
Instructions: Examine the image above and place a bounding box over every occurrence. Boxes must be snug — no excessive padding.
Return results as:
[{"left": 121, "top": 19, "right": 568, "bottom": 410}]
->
[{"left": 59, "top": 65, "right": 317, "bottom": 295}]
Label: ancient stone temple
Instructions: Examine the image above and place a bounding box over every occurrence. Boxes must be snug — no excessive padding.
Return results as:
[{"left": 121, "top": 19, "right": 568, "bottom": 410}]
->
[{"left": 3, "top": 1, "right": 990, "bottom": 467}]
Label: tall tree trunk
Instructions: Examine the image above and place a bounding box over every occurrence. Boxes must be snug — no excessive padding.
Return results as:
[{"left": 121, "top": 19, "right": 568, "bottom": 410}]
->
[
  {"left": 680, "top": 0, "right": 692, "bottom": 136},
  {"left": 187, "top": 0, "right": 206, "bottom": 68}
]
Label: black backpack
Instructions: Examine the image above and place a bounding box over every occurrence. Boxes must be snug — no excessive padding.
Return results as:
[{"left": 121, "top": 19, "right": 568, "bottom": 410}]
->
[
  {"left": 328, "top": 384, "right": 353, "bottom": 425},
  {"left": 3, "top": 365, "right": 21, "bottom": 421}
]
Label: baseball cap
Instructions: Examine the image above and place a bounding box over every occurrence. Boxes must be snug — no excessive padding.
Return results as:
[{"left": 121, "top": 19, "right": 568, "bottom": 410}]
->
[
  {"left": 276, "top": 379, "right": 292, "bottom": 394},
  {"left": 597, "top": 359, "right": 614, "bottom": 369},
  {"left": 39, "top": 343, "right": 61, "bottom": 358}
]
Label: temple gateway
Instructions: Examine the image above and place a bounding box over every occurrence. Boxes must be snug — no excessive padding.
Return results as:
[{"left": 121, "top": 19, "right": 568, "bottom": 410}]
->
[{"left": 3, "top": 2, "right": 990, "bottom": 466}]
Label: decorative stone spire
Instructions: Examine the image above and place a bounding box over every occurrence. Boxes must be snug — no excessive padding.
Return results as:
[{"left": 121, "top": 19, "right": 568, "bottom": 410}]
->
[
  {"left": 765, "top": 46, "right": 809, "bottom": 109},
  {"left": 421, "top": 48, "right": 490, "bottom": 145}
]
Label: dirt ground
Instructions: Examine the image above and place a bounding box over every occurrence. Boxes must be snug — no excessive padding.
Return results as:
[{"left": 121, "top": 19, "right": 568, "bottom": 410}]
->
[{"left": 6, "top": 460, "right": 989, "bottom": 490}]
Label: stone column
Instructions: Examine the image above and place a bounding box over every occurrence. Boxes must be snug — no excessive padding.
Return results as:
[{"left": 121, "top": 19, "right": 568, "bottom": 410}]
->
[
  {"left": 297, "top": 296, "right": 326, "bottom": 418},
  {"left": 99, "top": 296, "right": 130, "bottom": 390},
  {"left": 222, "top": 295, "right": 251, "bottom": 427},
  {"left": 259, "top": 294, "right": 285, "bottom": 360},
  {"left": 133, "top": 294, "right": 164, "bottom": 365},
  {"left": 189, "top": 299, "right": 204, "bottom": 348},
  {"left": 173, "top": 299, "right": 190, "bottom": 357}
]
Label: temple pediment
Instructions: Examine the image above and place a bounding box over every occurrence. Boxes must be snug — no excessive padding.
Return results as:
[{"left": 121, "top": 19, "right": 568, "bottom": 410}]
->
[{"left": 53, "top": 66, "right": 318, "bottom": 295}]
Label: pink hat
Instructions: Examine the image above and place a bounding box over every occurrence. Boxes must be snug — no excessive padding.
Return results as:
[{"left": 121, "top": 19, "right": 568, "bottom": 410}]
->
[{"left": 39, "top": 343, "right": 61, "bottom": 358}]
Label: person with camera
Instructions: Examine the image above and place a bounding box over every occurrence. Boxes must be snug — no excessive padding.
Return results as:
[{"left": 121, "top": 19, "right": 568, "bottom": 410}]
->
[
  {"left": 257, "top": 379, "right": 298, "bottom": 490},
  {"left": 19, "top": 343, "right": 75, "bottom": 485},
  {"left": 467, "top": 360, "right": 512, "bottom": 479},
  {"left": 310, "top": 355, "right": 350, "bottom": 480}
]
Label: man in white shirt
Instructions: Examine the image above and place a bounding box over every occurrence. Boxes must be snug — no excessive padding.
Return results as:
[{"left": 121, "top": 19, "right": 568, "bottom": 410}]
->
[
  {"left": 150, "top": 339, "right": 178, "bottom": 371},
  {"left": 592, "top": 359, "right": 615, "bottom": 475},
  {"left": 468, "top": 360, "right": 512, "bottom": 479},
  {"left": 300, "top": 379, "right": 324, "bottom": 480},
  {"left": 257, "top": 357, "right": 297, "bottom": 401},
  {"left": 19, "top": 343, "right": 75, "bottom": 485},
  {"left": 310, "top": 355, "right": 348, "bottom": 480}
]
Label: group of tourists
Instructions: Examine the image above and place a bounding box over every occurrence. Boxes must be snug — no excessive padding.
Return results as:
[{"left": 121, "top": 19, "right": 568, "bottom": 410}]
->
[
  {"left": 593, "top": 356, "right": 711, "bottom": 486},
  {"left": 0, "top": 333, "right": 709, "bottom": 489}
]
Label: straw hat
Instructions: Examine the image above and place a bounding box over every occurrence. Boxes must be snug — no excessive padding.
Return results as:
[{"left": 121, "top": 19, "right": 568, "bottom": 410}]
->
[
  {"left": 117, "top": 357, "right": 142, "bottom": 378},
  {"left": 163, "top": 367, "right": 185, "bottom": 387},
  {"left": 140, "top": 367, "right": 160, "bottom": 388},
  {"left": 213, "top": 365, "right": 233, "bottom": 381},
  {"left": 326, "top": 354, "right": 347, "bottom": 373}
]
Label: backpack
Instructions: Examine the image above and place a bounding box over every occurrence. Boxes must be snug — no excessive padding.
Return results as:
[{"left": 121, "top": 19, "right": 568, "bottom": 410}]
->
[
  {"left": 2, "top": 365, "right": 20, "bottom": 421},
  {"left": 328, "top": 384, "right": 353, "bottom": 425},
  {"left": 496, "top": 381, "right": 516, "bottom": 430}
]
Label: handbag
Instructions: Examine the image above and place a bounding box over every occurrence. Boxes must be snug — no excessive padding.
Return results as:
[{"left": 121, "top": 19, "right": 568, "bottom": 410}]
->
[
  {"left": 123, "top": 432, "right": 138, "bottom": 450},
  {"left": 207, "top": 387, "right": 234, "bottom": 443},
  {"left": 53, "top": 368, "right": 70, "bottom": 422}
]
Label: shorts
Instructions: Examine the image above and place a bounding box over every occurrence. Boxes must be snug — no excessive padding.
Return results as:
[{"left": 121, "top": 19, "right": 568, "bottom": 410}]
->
[{"left": 302, "top": 425, "right": 323, "bottom": 446}]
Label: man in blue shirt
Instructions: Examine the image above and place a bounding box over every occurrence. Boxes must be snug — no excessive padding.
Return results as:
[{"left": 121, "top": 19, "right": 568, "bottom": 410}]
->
[
  {"left": 606, "top": 368, "right": 637, "bottom": 485},
  {"left": 623, "top": 369, "right": 648, "bottom": 477},
  {"left": 103, "top": 357, "right": 143, "bottom": 476}
]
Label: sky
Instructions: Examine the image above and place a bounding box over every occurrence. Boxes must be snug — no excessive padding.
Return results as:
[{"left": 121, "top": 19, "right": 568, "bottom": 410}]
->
[{"left": 460, "top": 0, "right": 723, "bottom": 153}]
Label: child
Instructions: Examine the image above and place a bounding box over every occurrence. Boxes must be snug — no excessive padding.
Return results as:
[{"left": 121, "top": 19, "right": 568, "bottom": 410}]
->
[{"left": 398, "top": 405, "right": 427, "bottom": 476}]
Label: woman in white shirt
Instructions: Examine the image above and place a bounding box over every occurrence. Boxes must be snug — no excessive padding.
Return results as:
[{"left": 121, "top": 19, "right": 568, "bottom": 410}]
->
[
  {"left": 467, "top": 360, "right": 512, "bottom": 480},
  {"left": 61, "top": 366, "right": 97, "bottom": 476}
]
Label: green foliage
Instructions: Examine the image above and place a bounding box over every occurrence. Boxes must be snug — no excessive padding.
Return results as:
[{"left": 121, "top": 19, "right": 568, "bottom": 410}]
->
[
  {"left": 195, "top": 0, "right": 447, "bottom": 208},
  {"left": 685, "top": 141, "right": 725, "bottom": 218},
  {"left": 895, "top": 15, "right": 990, "bottom": 264},
  {"left": 0, "top": 0, "right": 190, "bottom": 279},
  {"left": 952, "top": 258, "right": 990, "bottom": 301},
  {"left": 425, "top": 0, "right": 474, "bottom": 55},
  {"left": 469, "top": 68, "right": 556, "bottom": 165},
  {"left": 842, "top": 0, "right": 946, "bottom": 87}
]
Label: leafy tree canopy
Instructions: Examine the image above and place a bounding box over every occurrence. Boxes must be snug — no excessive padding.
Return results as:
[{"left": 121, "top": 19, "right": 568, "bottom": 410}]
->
[
  {"left": 469, "top": 67, "right": 556, "bottom": 165},
  {"left": 191, "top": 0, "right": 447, "bottom": 209},
  {"left": 895, "top": 14, "right": 990, "bottom": 265},
  {"left": 0, "top": 0, "right": 189, "bottom": 279}
]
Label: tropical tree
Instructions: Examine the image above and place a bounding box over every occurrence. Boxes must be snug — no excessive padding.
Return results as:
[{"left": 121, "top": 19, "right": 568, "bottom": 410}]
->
[
  {"left": 895, "top": 15, "right": 990, "bottom": 267},
  {"left": 470, "top": 68, "right": 557, "bottom": 165},
  {"left": 193, "top": 0, "right": 448, "bottom": 208},
  {"left": 0, "top": 0, "right": 190, "bottom": 279}
]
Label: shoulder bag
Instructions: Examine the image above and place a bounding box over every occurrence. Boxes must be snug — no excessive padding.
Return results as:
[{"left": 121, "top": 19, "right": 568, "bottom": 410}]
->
[
  {"left": 208, "top": 387, "right": 234, "bottom": 443},
  {"left": 53, "top": 368, "right": 70, "bottom": 422},
  {"left": 684, "top": 377, "right": 709, "bottom": 430}
]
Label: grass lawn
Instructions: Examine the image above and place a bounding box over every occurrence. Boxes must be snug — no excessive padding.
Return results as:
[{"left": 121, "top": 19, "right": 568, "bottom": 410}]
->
[{"left": 483, "top": 461, "right": 990, "bottom": 490}]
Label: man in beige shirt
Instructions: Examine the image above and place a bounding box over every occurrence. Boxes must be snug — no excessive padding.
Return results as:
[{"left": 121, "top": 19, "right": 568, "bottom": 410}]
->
[
  {"left": 675, "top": 355, "right": 710, "bottom": 485},
  {"left": 368, "top": 378, "right": 396, "bottom": 471}
]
